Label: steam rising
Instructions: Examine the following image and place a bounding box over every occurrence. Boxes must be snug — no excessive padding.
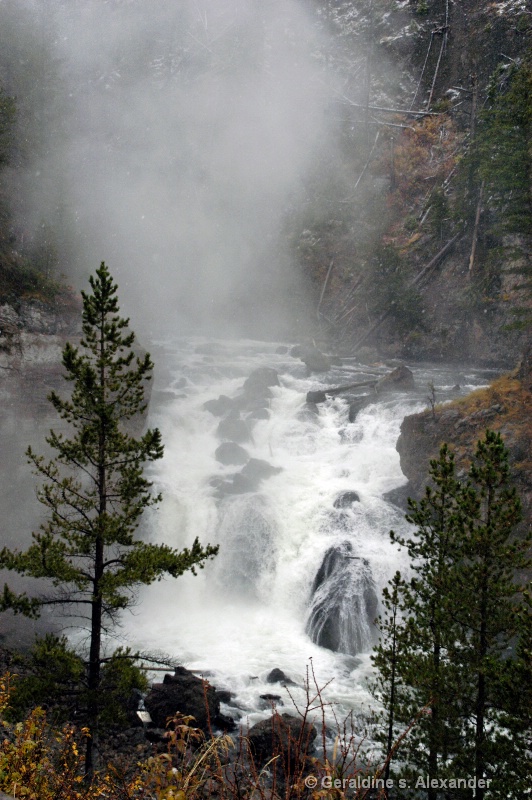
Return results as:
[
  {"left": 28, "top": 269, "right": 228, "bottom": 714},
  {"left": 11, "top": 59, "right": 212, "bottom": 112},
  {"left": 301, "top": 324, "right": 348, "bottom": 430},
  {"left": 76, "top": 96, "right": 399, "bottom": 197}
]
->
[{"left": 14, "top": 0, "right": 342, "bottom": 337}]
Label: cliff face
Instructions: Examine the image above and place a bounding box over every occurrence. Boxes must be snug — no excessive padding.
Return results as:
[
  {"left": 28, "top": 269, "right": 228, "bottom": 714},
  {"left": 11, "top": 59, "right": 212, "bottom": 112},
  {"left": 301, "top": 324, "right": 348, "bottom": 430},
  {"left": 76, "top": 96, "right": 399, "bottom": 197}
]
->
[
  {"left": 303, "top": 0, "right": 531, "bottom": 367},
  {"left": 397, "top": 365, "right": 532, "bottom": 535}
]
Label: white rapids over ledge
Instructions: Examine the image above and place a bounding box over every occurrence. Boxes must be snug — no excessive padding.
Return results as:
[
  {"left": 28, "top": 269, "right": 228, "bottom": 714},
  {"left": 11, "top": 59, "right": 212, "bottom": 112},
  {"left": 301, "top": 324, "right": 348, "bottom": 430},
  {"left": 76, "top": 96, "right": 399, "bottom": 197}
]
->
[{"left": 123, "top": 337, "right": 494, "bottom": 730}]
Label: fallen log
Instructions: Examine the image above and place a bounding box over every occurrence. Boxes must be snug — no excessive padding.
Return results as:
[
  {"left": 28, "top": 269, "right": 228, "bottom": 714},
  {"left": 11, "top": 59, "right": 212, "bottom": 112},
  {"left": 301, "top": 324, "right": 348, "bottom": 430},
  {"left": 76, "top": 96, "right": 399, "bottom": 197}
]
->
[{"left": 306, "top": 378, "right": 378, "bottom": 404}]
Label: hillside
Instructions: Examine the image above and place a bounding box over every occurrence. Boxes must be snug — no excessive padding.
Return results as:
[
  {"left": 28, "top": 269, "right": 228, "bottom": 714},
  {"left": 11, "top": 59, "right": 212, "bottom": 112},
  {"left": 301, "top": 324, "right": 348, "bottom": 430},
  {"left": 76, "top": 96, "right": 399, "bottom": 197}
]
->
[{"left": 296, "top": 0, "right": 531, "bottom": 365}]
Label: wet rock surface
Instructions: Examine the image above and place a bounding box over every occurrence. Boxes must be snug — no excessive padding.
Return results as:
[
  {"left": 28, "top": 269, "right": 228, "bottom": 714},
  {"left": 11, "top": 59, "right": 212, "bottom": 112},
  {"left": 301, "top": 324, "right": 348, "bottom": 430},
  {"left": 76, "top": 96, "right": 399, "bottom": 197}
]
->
[{"left": 144, "top": 666, "right": 235, "bottom": 733}]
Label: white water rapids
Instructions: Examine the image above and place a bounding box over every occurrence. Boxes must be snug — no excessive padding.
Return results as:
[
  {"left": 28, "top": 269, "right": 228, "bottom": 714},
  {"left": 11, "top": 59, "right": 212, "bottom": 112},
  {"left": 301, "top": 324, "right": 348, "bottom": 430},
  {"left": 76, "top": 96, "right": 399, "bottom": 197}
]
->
[{"left": 124, "top": 338, "right": 494, "bottom": 729}]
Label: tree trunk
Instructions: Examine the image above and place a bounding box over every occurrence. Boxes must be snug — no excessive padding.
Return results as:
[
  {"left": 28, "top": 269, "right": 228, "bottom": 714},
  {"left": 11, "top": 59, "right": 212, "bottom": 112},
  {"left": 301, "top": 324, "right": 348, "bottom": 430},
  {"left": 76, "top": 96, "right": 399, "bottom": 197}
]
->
[
  {"left": 85, "top": 588, "right": 103, "bottom": 779},
  {"left": 85, "top": 313, "right": 108, "bottom": 779}
]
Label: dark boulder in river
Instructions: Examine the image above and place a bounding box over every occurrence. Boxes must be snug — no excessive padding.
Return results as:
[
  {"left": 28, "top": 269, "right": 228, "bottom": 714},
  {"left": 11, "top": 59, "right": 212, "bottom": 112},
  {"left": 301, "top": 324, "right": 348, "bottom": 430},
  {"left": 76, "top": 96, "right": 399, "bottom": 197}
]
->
[
  {"left": 266, "top": 668, "right": 296, "bottom": 685},
  {"left": 247, "top": 713, "right": 316, "bottom": 773},
  {"left": 333, "top": 491, "right": 360, "bottom": 508},
  {"left": 242, "top": 367, "right": 279, "bottom": 393},
  {"left": 241, "top": 458, "right": 282, "bottom": 485},
  {"left": 203, "top": 395, "right": 234, "bottom": 416},
  {"left": 144, "top": 666, "right": 235, "bottom": 733},
  {"left": 215, "top": 442, "right": 249, "bottom": 465},
  {"left": 376, "top": 364, "right": 415, "bottom": 392},
  {"left": 299, "top": 344, "right": 331, "bottom": 373},
  {"left": 216, "top": 411, "right": 251, "bottom": 443},
  {"left": 306, "top": 542, "right": 378, "bottom": 656}
]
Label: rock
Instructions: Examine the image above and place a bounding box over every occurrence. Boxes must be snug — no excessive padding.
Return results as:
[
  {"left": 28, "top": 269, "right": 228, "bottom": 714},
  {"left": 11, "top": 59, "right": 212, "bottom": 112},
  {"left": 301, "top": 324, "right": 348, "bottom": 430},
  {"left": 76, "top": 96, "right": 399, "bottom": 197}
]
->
[
  {"left": 348, "top": 396, "right": 371, "bottom": 421},
  {"left": 215, "top": 442, "right": 249, "bottom": 465},
  {"left": 242, "top": 367, "right": 279, "bottom": 394},
  {"left": 266, "top": 668, "right": 295, "bottom": 686},
  {"left": 241, "top": 458, "right": 282, "bottom": 485},
  {"left": 230, "top": 368, "right": 279, "bottom": 414},
  {"left": 217, "top": 412, "right": 251, "bottom": 443},
  {"left": 249, "top": 408, "right": 270, "bottom": 420},
  {"left": 247, "top": 713, "right": 316, "bottom": 773},
  {"left": 301, "top": 345, "right": 331, "bottom": 373},
  {"left": 383, "top": 484, "right": 411, "bottom": 511},
  {"left": 260, "top": 694, "right": 283, "bottom": 704},
  {"left": 203, "top": 395, "right": 234, "bottom": 416},
  {"left": 333, "top": 491, "right": 360, "bottom": 508},
  {"left": 275, "top": 346, "right": 289, "bottom": 354},
  {"left": 218, "top": 473, "right": 255, "bottom": 495},
  {"left": 306, "top": 390, "right": 327, "bottom": 404},
  {"left": 376, "top": 364, "right": 415, "bottom": 393},
  {"left": 306, "top": 543, "right": 378, "bottom": 656},
  {"left": 215, "top": 689, "right": 233, "bottom": 704},
  {"left": 291, "top": 343, "right": 331, "bottom": 372},
  {"left": 144, "top": 666, "right": 234, "bottom": 733}
]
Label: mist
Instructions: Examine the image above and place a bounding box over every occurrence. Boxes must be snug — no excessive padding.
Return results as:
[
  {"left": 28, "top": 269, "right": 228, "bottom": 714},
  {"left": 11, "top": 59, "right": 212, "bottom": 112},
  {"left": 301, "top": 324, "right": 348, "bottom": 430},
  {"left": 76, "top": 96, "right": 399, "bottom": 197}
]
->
[{"left": 8, "top": 0, "right": 349, "bottom": 339}]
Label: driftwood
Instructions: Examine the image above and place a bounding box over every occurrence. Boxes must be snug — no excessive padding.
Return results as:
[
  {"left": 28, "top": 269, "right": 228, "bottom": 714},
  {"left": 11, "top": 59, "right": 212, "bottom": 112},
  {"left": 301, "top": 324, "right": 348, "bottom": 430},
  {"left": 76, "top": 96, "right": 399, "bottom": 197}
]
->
[
  {"left": 410, "top": 231, "right": 461, "bottom": 289},
  {"left": 317, "top": 259, "right": 335, "bottom": 319},
  {"left": 354, "top": 131, "right": 380, "bottom": 192},
  {"left": 468, "top": 180, "right": 484, "bottom": 274},
  {"left": 306, "top": 379, "right": 377, "bottom": 405},
  {"left": 339, "top": 94, "right": 438, "bottom": 118}
]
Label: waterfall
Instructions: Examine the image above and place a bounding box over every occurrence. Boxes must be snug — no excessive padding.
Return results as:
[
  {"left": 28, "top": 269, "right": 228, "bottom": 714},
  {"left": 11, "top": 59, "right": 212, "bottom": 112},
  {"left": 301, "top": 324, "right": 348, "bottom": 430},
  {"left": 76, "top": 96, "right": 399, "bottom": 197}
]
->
[{"left": 125, "top": 337, "right": 489, "bottom": 724}]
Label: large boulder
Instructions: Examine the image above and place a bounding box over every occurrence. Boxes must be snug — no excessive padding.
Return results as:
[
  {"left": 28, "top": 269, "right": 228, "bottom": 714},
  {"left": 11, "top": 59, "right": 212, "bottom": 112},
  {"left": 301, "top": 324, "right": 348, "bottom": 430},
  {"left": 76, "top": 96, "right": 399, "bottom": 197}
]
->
[
  {"left": 203, "top": 395, "right": 234, "bottom": 416},
  {"left": 306, "top": 542, "right": 378, "bottom": 655},
  {"left": 144, "top": 667, "right": 234, "bottom": 733},
  {"left": 306, "top": 390, "right": 327, "bottom": 404},
  {"left": 298, "top": 344, "right": 331, "bottom": 374},
  {"left": 241, "top": 458, "right": 282, "bottom": 485},
  {"left": 215, "top": 442, "right": 249, "bottom": 465},
  {"left": 217, "top": 411, "right": 251, "bottom": 443},
  {"left": 232, "top": 368, "right": 279, "bottom": 413},
  {"left": 242, "top": 367, "right": 279, "bottom": 394},
  {"left": 376, "top": 364, "right": 415, "bottom": 393},
  {"left": 247, "top": 713, "right": 316, "bottom": 774},
  {"left": 333, "top": 491, "right": 360, "bottom": 508},
  {"left": 266, "top": 668, "right": 296, "bottom": 686},
  {"left": 348, "top": 396, "right": 372, "bottom": 422},
  {"left": 217, "top": 473, "right": 255, "bottom": 495}
]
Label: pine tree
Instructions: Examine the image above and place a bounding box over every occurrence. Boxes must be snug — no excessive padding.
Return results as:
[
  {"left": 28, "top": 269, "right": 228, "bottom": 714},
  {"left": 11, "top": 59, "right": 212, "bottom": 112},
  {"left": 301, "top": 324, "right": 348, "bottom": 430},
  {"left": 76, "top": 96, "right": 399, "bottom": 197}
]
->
[
  {"left": 371, "top": 433, "right": 531, "bottom": 799},
  {"left": 0, "top": 263, "right": 219, "bottom": 777},
  {"left": 477, "top": 57, "right": 532, "bottom": 238},
  {"left": 382, "top": 444, "right": 463, "bottom": 798},
  {"left": 449, "top": 431, "right": 530, "bottom": 800},
  {"left": 370, "top": 571, "right": 410, "bottom": 796},
  {"left": 473, "top": 55, "right": 532, "bottom": 328}
]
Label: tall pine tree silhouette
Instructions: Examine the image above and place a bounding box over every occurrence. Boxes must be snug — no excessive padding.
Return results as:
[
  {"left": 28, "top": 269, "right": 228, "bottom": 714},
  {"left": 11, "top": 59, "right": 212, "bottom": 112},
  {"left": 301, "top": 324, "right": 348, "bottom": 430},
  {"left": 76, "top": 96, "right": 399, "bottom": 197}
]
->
[{"left": 0, "top": 263, "right": 218, "bottom": 776}]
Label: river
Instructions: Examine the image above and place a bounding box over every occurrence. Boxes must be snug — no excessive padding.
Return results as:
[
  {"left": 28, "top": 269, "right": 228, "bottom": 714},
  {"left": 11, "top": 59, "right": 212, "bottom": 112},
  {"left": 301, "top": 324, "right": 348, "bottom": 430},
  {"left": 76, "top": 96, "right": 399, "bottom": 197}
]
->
[{"left": 124, "top": 337, "right": 496, "bottom": 730}]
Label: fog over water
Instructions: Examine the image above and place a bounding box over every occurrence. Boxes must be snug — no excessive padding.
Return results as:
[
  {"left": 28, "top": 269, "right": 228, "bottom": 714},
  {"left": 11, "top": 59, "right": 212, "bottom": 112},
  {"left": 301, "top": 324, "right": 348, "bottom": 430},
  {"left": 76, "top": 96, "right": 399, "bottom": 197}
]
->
[
  {"left": 1, "top": 2, "right": 505, "bottom": 727},
  {"left": 10, "top": 0, "right": 347, "bottom": 338}
]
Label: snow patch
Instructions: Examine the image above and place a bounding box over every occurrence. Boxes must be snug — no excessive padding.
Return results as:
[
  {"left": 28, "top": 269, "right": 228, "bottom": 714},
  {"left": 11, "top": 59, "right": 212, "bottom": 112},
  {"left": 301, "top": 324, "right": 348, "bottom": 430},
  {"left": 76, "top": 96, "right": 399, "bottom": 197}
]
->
[{"left": 493, "top": 0, "right": 528, "bottom": 15}]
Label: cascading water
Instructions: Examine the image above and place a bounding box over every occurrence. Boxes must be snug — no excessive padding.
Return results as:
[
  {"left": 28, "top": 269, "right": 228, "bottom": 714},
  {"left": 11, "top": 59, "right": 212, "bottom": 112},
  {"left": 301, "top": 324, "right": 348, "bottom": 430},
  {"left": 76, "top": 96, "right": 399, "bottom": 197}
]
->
[{"left": 125, "top": 338, "right": 493, "bottom": 727}]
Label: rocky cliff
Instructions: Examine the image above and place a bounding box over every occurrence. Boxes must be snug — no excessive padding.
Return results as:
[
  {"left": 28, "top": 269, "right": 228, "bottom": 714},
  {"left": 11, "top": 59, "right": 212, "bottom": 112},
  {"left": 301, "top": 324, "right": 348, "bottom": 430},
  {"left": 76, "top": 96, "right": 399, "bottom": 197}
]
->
[
  {"left": 397, "top": 358, "right": 532, "bottom": 536},
  {"left": 301, "top": 0, "right": 531, "bottom": 367}
]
